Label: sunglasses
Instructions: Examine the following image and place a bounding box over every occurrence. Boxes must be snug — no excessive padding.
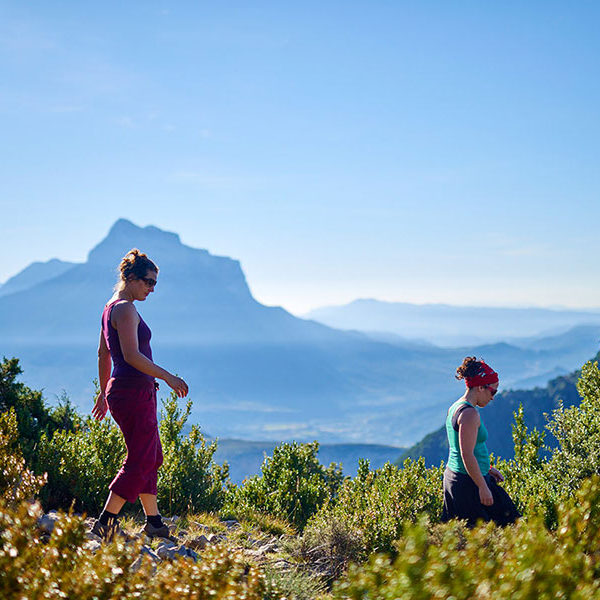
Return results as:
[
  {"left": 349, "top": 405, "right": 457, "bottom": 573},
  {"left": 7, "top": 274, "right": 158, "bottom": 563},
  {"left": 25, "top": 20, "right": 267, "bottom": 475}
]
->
[
  {"left": 141, "top": 277, "right": 157, "bottom": 288},
  {"left": 484, "top": 384, "right": 498, "bottom": 397}
]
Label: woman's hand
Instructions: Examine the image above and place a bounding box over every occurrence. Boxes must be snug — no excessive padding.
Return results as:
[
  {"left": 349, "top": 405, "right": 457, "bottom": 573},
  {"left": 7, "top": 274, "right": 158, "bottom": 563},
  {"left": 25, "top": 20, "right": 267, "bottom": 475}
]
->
[
  {"left": 92, "top": 392, "right": 108, "bottom": 421},
  {"left": 166, "top": 374, "right": 189, "bottom": 398},
  {"left": 489, "top": 467, "right": 504, "bottom": 483},
  {"left": 479, "top": 483, "right": 494, "bottom": 506}
]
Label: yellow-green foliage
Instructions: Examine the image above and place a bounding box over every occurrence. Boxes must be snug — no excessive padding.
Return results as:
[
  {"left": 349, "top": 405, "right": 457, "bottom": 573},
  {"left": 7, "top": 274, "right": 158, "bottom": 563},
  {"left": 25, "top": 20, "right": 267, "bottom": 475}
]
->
[
  {"left": 6, "top": 357, "right": 600, "bottom": 598},
  {"left": 331, "top": 476, "right": 600, "bottom": 600},
  {"left": 0, "top": 408, "right": 46, "bottom": 506},
  {"left": 0, "top": 500, "right": 274, "bottom": 599},
  {"left": 306, "top": 457, "right": 443, "bottom": 558}
]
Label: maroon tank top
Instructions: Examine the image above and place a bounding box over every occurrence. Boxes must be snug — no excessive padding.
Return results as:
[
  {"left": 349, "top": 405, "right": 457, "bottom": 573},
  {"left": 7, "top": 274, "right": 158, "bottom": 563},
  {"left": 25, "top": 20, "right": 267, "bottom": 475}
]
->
[{"left": 101, "top": 299, "right": 154, "bottom": 381}]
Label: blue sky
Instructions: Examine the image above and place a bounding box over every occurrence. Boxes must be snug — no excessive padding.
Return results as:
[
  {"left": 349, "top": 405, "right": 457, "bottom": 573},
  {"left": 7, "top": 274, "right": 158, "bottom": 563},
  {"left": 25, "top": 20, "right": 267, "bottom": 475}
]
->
[{"left": 1, "top": 1, "right": 599, "bottom": 313}]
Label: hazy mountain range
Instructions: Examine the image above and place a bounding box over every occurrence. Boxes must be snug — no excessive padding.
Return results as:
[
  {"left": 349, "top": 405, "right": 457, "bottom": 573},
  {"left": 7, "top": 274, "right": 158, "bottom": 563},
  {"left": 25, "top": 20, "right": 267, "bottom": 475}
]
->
[
  {"left": 1, "top": 219, "right": 599, "bottom": 447},
  {"left": 305, "top": 299, "right": 600, "bottom": 347},
  {"left": 0, "top": 258, "right": 77, "bottom": 297}
]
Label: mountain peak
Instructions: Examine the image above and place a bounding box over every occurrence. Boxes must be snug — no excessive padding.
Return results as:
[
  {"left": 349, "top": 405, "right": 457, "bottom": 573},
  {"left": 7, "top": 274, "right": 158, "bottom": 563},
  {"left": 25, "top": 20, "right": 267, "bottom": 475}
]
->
[{"left": 87, "top": 219, "right": 184, "bottom": 265}]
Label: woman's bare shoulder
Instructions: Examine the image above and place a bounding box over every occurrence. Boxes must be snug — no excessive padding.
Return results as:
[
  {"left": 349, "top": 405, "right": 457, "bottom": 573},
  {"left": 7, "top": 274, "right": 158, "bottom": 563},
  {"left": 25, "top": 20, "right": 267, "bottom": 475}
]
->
[
  {"left": 457, "top": 405, "right": 480, "bottom": 426},
  {"left": 111, "top": 300, "right": 138, "bottom": 320}
]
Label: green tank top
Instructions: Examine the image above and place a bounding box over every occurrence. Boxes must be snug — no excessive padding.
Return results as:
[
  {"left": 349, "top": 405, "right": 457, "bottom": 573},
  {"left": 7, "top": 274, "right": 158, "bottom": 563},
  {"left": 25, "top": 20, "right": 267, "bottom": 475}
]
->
[{"left": 446, "top": 399, "right": 490, "bottom": 475}]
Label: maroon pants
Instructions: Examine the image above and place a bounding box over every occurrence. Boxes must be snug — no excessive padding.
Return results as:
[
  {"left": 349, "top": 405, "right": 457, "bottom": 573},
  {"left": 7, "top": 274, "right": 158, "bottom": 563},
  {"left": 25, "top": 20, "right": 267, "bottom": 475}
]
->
[{"left": 106, "top": 377, "right": 163, "bottom": 504}]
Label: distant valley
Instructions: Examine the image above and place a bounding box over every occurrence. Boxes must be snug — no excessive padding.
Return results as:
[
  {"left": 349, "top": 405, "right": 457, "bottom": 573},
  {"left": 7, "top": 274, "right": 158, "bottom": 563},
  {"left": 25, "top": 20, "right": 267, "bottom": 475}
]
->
[{"left": 2, "top": 219, "right": 599, "bottom": 447}]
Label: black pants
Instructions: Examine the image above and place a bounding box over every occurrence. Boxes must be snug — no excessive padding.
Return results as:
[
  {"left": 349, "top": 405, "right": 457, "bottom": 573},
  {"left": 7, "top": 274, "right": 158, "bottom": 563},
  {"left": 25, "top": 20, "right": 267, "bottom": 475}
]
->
[{"left": 442, "top": 468, "right": 521, "bottom": 527}]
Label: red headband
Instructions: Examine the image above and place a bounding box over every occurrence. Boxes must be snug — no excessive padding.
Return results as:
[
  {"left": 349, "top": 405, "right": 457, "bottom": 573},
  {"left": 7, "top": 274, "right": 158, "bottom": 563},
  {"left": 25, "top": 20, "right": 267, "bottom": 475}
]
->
[{"left": 464, "top": 362, "right": 499, "bottom": 388}]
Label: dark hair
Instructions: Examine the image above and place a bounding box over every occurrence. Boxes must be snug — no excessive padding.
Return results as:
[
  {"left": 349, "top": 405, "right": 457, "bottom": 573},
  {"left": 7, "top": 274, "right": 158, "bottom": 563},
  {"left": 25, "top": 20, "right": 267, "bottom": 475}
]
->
[
  {"left": 115, "top": 248, "right": 158, "bottom": 290},
  {"left": 455, "top": 356, "right": 486, "bottom": 381}
]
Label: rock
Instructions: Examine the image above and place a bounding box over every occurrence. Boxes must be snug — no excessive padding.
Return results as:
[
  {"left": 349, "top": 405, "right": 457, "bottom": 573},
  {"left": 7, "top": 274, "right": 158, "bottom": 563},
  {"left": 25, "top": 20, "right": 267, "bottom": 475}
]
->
[
  {"left": 164, "top": 515, "right": 180, "bottom": 524},
  {"left": 130, "top": 557, "right": 143, "bottom": 573},
  {"left": 37, "top": 513, "right": 61, "bottom": 534},
  {"left": 140, "top": 545, "right": 160, "bottom": 562},
  {"left": 85, "top": 531, "right": 103, "bottom": 543},
  {"left": 223, "top": 519, "right": 240, "bottom": 529},
  {"left": 156, "top": 545, "right": 176, "bottom": 560},
  {"left": 248, "top": 543, "right": 277, "bottom": 558},
  {"left": 156, "top": 542, "right": 198, "bottom": 561},
  {"left": 188, "top": 534, "right": 210, "bottom": 550},
  {"left": 130, "top": 555, "right": 158, "bottom": 574},
  {"left": 83, "top": 540, "right": 102, "bottom": 553}
]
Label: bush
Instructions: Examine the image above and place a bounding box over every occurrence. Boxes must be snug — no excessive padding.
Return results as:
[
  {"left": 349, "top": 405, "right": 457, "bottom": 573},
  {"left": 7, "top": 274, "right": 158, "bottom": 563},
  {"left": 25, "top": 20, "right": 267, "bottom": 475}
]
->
[
  {"left": 497, "top": 358, "right": 600, "bottom": 529},
  {"left": 34, "top": 391, "right": 229, "bottom": 516},
  {"left": 331, "top": 477, "right": 600, "bottom": 600},
  {"left": 306, "top": 457, "right": 443, "bottom": 558},
  {"left": 0, "top": 357, "right": 80, "bottom": 463},
  {"left": 0, "top": 408, "right": 46, "bottom": 507},
  {"left": 290, "top": 512, "right": 364, "bottom": 583},
  {"left": 494, "top": 406, "right": 560, "bottom": 528},
  {"left": 224, "top": 441, "right": 343, "bottom": 530},
  {"left": 0, "top": 499, "right": 275, "bottom": 599},
  {"left": 35, "top": 416, "right": 126, "bottom": 513},
  {"left": 157, "top": 393, "right": 229, "bottom": 515},
  {"left": 547, "top": 358, "right": 600, "bottom": 495}
]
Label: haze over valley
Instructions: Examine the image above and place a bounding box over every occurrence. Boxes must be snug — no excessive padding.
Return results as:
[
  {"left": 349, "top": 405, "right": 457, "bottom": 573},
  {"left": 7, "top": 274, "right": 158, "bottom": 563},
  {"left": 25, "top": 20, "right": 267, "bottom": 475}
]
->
[{"left": 1, "top": 219, "right": 599, "bottom": 449}]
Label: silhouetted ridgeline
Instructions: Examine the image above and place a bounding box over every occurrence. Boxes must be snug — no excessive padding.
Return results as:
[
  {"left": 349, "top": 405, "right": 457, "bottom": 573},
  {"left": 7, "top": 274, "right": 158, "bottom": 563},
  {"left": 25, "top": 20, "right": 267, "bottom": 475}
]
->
[{"left": 397, "top": 358, "right": 590, "bottom": 467}]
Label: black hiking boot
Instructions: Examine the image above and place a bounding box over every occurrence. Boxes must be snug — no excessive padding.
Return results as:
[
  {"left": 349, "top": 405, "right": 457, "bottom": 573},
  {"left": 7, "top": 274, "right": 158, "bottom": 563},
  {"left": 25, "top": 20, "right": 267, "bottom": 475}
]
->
[
  {"left": 90, "top": 518, "right": 127, "bottom": 542},
  {"left": 142, "top": 521, "right": 173, "bottom": 540}
]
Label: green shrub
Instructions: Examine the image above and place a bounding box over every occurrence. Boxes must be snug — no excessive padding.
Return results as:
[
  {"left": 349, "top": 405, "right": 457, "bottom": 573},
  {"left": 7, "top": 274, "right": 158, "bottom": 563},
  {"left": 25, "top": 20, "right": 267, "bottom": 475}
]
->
[
  {"left": 224, "top": 441, "right": 343, "bottom": 530},
  {"left": 157, "top": 392, "right": 229, "bottom": 515},
  {"left": 331, "top": 477, "right": 600, "bottom": 600},
  {"left": 307, "top": 458, "right": 443, "bottom": 558},
  {"left": 494, "top": 406, "right": 560, "bottom": 528},
  {"left": 35, "top": 416, "right": 126, "bottom": 513},
  {"left": 547, "top": 358, "right": 600, "bottom": 495},
  {"left": 497, "top": 358, "right": 600, "bottom": 529},
  {"left": 35, "top": 391, "right": 229, "bottom": 516},
  {"left": 0, "top": 357, "right": 80, "bottom": 463}
]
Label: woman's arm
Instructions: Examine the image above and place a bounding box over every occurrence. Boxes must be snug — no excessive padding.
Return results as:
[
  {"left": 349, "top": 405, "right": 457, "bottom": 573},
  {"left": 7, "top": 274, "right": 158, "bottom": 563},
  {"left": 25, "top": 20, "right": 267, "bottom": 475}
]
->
[
  {"left": 92, "top": 330, "right": 111, "bottom": 421},
  {"left": 113, "top": 302, "right": 188, "bottom": 397},
  {"left": 98, "top": 330, "right": 111, "bottom": 395},
  {"left": 458, "top": 408, "right": 493, "bottom": 506}
]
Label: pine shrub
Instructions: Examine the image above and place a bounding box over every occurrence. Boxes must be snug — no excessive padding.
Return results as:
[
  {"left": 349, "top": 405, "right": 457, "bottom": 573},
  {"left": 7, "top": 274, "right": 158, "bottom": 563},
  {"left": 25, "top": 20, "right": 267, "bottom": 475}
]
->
[
  {"left": 157, "top": 392, "right": 229, "bottom": 515},
  {"left": 306, "top": 457, "right": 443, "bottom": 558},
  {"left": 224, "top": 441, "right": 343, "bottom": 530}
]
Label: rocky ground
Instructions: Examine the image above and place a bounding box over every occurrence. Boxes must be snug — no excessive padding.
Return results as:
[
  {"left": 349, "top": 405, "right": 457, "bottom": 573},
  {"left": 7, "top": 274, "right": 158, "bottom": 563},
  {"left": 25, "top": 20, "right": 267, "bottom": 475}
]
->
[{"left": 35, "top": 509, "right": 321, "bottom": 595}]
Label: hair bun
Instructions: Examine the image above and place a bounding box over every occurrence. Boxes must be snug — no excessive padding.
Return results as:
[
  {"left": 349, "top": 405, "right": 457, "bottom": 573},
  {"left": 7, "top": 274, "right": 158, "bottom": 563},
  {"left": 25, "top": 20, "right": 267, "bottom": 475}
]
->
[
  {"left": 114, "top": 248, "right": 158, "bottom": 291},
  {"left": 455, "top": 356, "right": 484, "bottom": 380}
]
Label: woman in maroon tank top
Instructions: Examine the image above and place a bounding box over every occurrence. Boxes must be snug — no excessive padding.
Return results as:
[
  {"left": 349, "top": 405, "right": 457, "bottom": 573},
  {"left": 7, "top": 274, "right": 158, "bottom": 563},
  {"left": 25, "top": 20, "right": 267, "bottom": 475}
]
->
[{"left": 90, "top": 248, "right": 188, "bottom": 540}]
